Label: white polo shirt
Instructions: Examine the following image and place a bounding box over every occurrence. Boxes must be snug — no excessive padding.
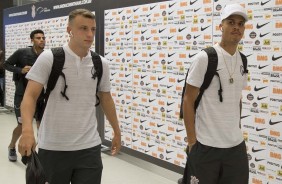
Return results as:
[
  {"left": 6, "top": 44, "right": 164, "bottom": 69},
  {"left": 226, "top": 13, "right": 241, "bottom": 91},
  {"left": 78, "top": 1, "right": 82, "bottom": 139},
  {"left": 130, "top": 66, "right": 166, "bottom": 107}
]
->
[
  {"left": 26, "top": 44, "right": 111, "bottom": 151},
  {"left": 186, "top": 43, "right": 248, "bottom": 148}
]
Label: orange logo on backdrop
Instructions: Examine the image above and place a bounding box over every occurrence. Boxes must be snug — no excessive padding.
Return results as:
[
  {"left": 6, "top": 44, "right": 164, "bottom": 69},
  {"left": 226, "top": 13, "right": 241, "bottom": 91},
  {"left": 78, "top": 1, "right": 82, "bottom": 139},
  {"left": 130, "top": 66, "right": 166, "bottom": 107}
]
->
[
  {"left": 177, "top": 10, "right": 184, "bottom": 15},
  {"left": 191, "top": 27, "right": 199, "bottom": 32},
  {"left": 270, "top": 130, "right": 280, "bottom": 137},
  {"left": 257, "top": 55, "right": 268, "bottom": 61},
  {"left": 204, "top": 35, "right": 211, "bottom": 40},
  {"left": 273, "top": 66, "right": 282, "bottom": 71},
  {"left": 177, "top": 153, "right": 184, "bottom": 159},
  {"left": 154, "top": 13, "right": 160, "bottom": 17},
  {"left": 203, "top": 0, "right": 211, "bottom": 3},
  {"left": 158, "top": 147, "right": 164, "bottom": 152},
  {"left": 170, "top": 28, "right": 177, "bottom": 33},
  {"left": 270, "top": 152, "right": 281, "bottom": 160},
  {"left": 160, "top": 4, "right": 166, "bottom": 9},
  {"left": 180, "top": 2, "right": 188, "bottom": 7},
  {"left": 143, "top": 7, "right": 148, "bottom": 11},
  {"left": 252, "top": 178, "right": 262, "bottom": 184},
  {"left": 205, "top": 7, "right": 212, "bottom": 12},
  {"left": 276, "top": 22, "right": 282, "bottom": 28},
  {"left": 245, "top": 24, "right": 253, "bottom": 29},
  {"left": 273, "top": 88, "right": 282, "bottom": 94},
  {"left": 255, "top": 118, "right": 265, "bottom": 124},
  {"left": 276, "top": 0, "right": 282, "bottom": 5}
]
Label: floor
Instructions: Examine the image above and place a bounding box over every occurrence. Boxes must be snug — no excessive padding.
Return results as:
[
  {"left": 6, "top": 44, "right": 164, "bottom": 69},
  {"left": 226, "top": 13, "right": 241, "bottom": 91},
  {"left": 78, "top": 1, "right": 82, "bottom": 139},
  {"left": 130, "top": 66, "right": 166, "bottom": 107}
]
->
[{"left": 0, "top": 107, "right": 181, "bottom": 184}]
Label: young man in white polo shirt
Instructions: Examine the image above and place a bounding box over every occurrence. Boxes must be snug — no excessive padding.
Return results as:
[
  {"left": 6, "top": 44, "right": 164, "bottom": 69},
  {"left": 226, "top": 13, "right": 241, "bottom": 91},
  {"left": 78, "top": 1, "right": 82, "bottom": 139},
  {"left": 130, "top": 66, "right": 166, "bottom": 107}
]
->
[
  {"left": 18, "top": 9, "right": 121, "bottom": 184},
  {"left": 179, "top": 4, "right": 249, "bottom": 184}
]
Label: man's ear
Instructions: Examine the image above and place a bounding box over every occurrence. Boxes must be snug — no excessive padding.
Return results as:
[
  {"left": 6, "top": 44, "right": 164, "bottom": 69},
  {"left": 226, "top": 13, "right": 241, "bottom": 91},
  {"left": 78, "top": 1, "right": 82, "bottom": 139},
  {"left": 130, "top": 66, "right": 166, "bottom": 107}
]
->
[{"left": 219, "top": 24, "right": 223, "bottom": 32}]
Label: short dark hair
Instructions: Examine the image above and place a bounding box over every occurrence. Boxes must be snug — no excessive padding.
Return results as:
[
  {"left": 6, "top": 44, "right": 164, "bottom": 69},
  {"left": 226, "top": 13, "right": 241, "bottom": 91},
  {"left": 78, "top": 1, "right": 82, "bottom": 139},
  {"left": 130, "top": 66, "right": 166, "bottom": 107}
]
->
[
  {"left": 30, "top": 29, "right": 44, "bottom": 39},
  {"left": 68, "top": 9, "right": 95, "bottom": 24}
]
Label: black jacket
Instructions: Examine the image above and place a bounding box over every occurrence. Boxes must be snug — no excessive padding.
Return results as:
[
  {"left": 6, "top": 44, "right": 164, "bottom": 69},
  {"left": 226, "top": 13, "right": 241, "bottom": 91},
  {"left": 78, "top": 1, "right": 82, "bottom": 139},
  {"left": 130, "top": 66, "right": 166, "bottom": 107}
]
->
[{"left": 4, "top": 47, "right": 39, "bottom": 96}]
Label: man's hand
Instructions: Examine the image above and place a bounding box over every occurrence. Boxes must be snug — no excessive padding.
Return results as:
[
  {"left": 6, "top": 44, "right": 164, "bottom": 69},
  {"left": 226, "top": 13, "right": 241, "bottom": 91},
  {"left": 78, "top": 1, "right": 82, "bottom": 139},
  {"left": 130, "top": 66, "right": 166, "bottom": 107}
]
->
[
  {"left": 111, "top": 133, "right": 121, "bottom": 156},
  {"left": 188, "top": 141, "right": 196, "bottom": 153},
  {"left": 18, "top": 132, "right": 36, "bottom": 156},
  {"left": 21, "top": 66, "right": 32, "bottom": 74}
]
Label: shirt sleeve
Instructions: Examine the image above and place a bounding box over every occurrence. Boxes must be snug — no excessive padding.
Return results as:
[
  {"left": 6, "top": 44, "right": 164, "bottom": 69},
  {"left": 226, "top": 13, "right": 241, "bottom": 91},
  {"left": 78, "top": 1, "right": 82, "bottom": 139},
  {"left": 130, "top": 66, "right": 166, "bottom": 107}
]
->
[
  {"left": 26, "top": 50, "right": 53, "bottom": 86},
  {"left": 4, "top": 49, "right": 23, "bottom": 74},
  {"left": 98, "top": 56, "right": 111, "bottom": 92},
  {"left": 186, "top": 50, "right": 209, "bottom": 88}
]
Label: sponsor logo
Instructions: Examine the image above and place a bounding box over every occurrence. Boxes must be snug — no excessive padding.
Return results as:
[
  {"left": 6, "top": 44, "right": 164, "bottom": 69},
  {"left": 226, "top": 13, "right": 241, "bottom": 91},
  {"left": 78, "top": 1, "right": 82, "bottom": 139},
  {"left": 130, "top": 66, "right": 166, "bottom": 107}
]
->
[
  {"left": 176, "top": 128, "right": 185, "bottom": 132},
  {"left": 190, "top": 0, "right": 198, "bottom": 5},
  {"left": 254, "top": 86, "right": 268, "bottom": 91},
  {"left": 255, "top": 158, "right": 265, "bottom": 162},
  {"left": 261, "top": 0, "right": 271, "bottom": 6},
  {"left": 141, "top": 30, "right": 148, "bottom": 34},
  {"left": 194, "top": 35, "right": 201, "bottom": 39},
  {"left": 149, "top": 99, "right": 156, "bottom": 103},
  {"left": 150, "top": 5, "right": 157, "bottom": 10},
  {"left": 141, "top": 75, "right": 147, "bottom": 79},
  {"left": 168, "top": 36, "right": 174, "bottom": 40},
  {"left": 256, "top": 127, "right": 267, "bottom": 131},
  {"left": 166, "top": 150, "right": 174, "bottom": 154},
  {"left": 259, "top": 32, "right": 270, "bottom": 37},
  {"left": 194, "top": 8, "right": 201, "bottom": 12},
  {"left": 258, "top": 64, "right": 269, "bottom": 69},
  {"left": 257, "top": 96, "right": 268, "bottom": 100},
  {"left": 241, "top": 115, "right": 251, "bottom": 119},
  {"left": 140, "top": 120, "right": 146, "bottom": 123},
  {"left": 252, "top": 147, "right": 265, "bottom": 153},
  {"left": 256, "top": 22, "right": 270, "bottom": 29},
  {"left": 118, "top": 10, "right": 124, "bottom": 14},
  {"left": 133, "top": 52, "right": 139, "bottom": 56},
  {"left": 169, "top": 2, "right": 176, "bottom": 8},
  {"left": 178, "top": 27, "right": 187, "bottom": 32},
  {"left": 133, "top": 8, "right": 139, "bottom": 12},
  {"left": 269, "top": 120, "right": 282, "bottom": 125},
  {"left": 272, "top": 55, "right": 282, "bottom": 61},
  {"left": 168, "top": 53, "right": 176, "bottom": 57},
  {"left": 157, "top": 124, "right": 165, "bottom": 127},
  {"left": 168, "top": 11, "right": 174, "bottom": 15},
  {"left": 201, "top": 25, "right": 211, "bottom": 31},
  {"left": 178, "top": 79, "right": 185, "bottom": 83},
  {"left": 159, "top": 28, "right": 166, "bottom": 33},
  {"left": 167, "top": 102, "right": 175, "bottom": 106},
  {"left": 189, "top": 53, "right": 197, "bottom": 58},
  {"left": 158, "top": 76, "right": 165, "bottom": 81},
  {"left": 148, "top": 144, "right": 155, "bottom": 148}
]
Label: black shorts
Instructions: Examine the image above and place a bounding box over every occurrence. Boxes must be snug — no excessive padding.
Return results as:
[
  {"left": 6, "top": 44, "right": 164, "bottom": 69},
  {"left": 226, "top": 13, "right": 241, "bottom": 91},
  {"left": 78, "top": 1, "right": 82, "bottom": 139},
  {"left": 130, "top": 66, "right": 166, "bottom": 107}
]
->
[
  {"left": 14, "top": 95, "right": 23, "bottom": 124},
  {"left": 38, "top": 145, "right": 103, "bottom": 184},
  {"left": 14, "top": 94, "right": 42, "bottom": 124},
  {"left": 183, "top": 141, "right": 249, "bottom": 184}
]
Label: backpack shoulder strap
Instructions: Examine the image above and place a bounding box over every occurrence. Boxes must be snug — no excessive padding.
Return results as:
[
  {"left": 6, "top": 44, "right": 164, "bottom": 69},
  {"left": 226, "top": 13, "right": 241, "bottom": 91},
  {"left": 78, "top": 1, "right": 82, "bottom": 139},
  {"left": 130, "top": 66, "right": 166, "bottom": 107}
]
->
[
  {"left": 47, "top": 47, "right": 66, "bottom": 95},
  {"left": 90, "top": 51, "right": 103, "bottom": 106},
  {"left": 239, "top": 52, "right": 248, "bottom": 74},
  {"left": 194, "top": 47, "right": 220, "bottom": 110},
  {"left": 36, "top": 47, "right": 66, "bottom": 121}
]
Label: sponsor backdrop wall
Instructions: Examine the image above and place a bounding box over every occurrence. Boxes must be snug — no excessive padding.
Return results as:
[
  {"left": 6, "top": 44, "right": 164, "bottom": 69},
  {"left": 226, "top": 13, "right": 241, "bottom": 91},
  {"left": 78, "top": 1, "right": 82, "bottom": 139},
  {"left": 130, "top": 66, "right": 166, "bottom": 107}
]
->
[{"left": 3, "top": 0, "right": 282, "bottom": 183}]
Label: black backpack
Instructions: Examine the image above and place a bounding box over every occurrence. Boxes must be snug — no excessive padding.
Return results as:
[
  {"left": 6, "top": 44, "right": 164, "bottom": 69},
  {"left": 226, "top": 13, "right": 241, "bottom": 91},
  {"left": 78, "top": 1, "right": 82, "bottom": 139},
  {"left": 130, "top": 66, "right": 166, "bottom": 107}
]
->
[
  {"left": 179, "top": 47, "right": 248, "bottom": 119},
  {"left": 36, "top": 47, "right": 103, "bottom": 121}
]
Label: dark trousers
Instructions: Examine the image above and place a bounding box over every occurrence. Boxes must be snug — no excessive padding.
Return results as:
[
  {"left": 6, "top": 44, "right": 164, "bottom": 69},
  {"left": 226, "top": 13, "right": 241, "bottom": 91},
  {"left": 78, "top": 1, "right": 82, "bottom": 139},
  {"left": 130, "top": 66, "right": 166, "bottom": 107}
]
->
[
  {"left": 183, "top": 141, "right": 249, "bottom": 184},
  {"left": 38, "top": 145, "right": 103, "bottom": 184}
]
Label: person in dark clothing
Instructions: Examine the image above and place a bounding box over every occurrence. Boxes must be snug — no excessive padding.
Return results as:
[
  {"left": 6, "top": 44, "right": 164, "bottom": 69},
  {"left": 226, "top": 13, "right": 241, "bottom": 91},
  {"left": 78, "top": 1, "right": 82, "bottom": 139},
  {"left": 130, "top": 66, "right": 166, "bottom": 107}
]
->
[
  {"left": 4, "top": 29, "right": 45, "bottom": 162},
  {"left": 0, "top": 49, "right": 4, "bottom": 106}
]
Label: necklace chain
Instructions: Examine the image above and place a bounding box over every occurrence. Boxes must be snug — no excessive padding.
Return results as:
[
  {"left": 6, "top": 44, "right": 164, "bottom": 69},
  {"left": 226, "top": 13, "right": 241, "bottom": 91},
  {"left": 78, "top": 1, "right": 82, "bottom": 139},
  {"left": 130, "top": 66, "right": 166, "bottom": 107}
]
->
[{"left": 220, "top": 47, "right": 238, "bottom": 84}]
